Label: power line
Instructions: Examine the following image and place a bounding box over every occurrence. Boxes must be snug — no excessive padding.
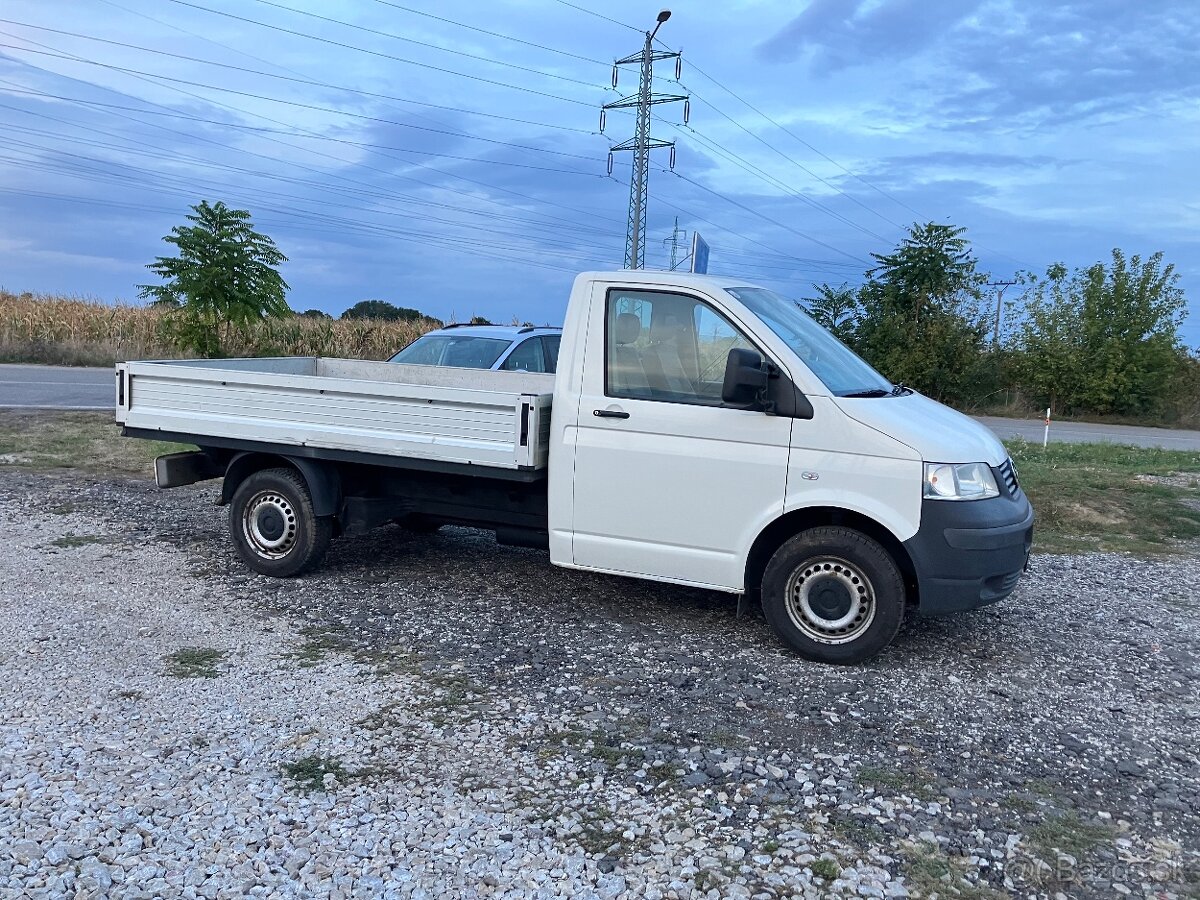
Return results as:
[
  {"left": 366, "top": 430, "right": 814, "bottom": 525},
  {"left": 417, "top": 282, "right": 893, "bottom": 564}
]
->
[
  {"left": 0, "top": 20, "right": 604, "bottom": 128},
  {"left": 0, "top": 39, "right": 626, "bottom": 227},
  {"left": 661, "top": 168, "right": 870, "bottom": 264},
  {"left": 0, "top": 85, "right": 603, "bottom": 177},
  {"left": 0, "top": 124, "right": 621, "bottom": 244},
  {"left": 675, "top": 84, "right": 907, "bottom": 233},
  {"left": 367, "top": 0, "right": 611, "bottom": 68},
  {"left": 548, "top": 0, "right": 643, "bottom": 34},
  {"left": 657, "top": 115, "right": 891, "bottom": 243},
  {"left": 0, "top": 88, "right": 621, "bottom": 241},
  {"left": 156, "top": 0, "right": 605, "bottom": 105},
  {"left": 243, "top": 0, "right": 603, "bottom": 90},
  {"left": 661, "top": 49, "right": 929, "bottom": 224}
]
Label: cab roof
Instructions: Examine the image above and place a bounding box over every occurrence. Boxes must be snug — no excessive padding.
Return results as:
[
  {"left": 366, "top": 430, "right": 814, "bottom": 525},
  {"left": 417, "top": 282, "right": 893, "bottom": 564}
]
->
[{"left": 425, "top": 324, "right": 562, "bottom": 339}]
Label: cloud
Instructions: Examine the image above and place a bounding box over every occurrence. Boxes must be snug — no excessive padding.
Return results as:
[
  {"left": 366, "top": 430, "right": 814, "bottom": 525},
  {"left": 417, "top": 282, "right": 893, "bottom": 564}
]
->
[{"left": 758, "top": 0, "right": 987, "bottom": 69}]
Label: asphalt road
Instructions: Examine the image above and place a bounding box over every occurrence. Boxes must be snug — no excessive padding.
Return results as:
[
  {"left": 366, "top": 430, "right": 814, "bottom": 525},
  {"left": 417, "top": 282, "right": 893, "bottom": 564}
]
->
[
  {"left": 976, "top": 415, "right": 1200, "bottom": 451},
  {"left": 3, "top": 364, "right": 1200, "bottom": 451},
  {"left": 0, "top": 364, "right": 114, "bottom": 410}
]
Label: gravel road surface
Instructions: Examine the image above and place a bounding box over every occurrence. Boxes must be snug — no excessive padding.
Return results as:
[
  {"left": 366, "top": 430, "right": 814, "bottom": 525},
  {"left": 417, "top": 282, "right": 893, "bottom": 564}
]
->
[{"left": 1, "top": 471, "right": 1197, "bottom": 899}]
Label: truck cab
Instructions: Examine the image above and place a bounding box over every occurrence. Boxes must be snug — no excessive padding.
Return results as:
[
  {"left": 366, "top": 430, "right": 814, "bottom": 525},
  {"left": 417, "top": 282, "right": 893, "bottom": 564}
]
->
[{"left": 546, "top": 272, "right": 1032, "bottom": 662}]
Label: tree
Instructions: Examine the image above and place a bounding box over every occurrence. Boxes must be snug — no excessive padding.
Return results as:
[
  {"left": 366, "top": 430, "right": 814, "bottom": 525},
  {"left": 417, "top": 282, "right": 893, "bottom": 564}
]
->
[
  {"left": 1012, "top": 250, "right": 1186, "bottom": 416},
  {"left": 298, "top": 309, "right": 332, "bottom": 320},
  {"left": 803, "top": 283, "right": 859, "bottom": 343},
  {"left": 341, "top": 300, "right": 431, "bottom": 322},
  {"left": 138, "top": 200, "right": 288, "bottom": 357},
  {"left": 850, "top": 223, "right": 991, "bottom": 403}
]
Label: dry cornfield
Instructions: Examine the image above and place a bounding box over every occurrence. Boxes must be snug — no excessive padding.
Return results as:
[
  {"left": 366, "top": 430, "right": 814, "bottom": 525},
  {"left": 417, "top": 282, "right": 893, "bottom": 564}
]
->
[{"left": 0, "top": 290, "right": 438, "bottom": 365}]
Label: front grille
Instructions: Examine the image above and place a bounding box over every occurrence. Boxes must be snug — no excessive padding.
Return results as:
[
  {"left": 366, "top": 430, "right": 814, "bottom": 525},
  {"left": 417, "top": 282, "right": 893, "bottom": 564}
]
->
[{"left": 998, "top": 458, "right": 1020, "bottom": 497}]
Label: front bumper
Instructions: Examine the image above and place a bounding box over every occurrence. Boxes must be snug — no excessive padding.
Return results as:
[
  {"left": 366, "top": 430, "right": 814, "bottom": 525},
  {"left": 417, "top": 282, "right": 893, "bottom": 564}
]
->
[{"left": 903, "top": 482, "right": 1034, "bottom": 616}]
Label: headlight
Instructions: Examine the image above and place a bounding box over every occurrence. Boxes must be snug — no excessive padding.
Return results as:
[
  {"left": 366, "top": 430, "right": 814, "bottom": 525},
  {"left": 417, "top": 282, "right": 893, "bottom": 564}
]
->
[{"left": 923, "top": 462, "right": 1000, "bottom": 501}]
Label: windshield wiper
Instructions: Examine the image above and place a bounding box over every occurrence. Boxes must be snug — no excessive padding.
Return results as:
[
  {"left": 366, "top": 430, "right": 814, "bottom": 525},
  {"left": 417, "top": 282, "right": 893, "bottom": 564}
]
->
[
  {"left": 840, "top": 388, "right": 891, "bottom": 398},
  {"left": 890, "top": 383, "right": 913, "bottom": 396}
]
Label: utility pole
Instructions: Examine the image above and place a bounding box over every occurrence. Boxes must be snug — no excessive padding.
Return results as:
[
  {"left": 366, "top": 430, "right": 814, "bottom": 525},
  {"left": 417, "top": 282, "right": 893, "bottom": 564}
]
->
[
  {"left": 601, "top": 10, "right": 688, "bottom": 270},
  {"left": 987, "top": 280, "right": 1017, "bottom": 347},
  {"left": 664, "top": 216, "right": 687, "bottom": 270}
]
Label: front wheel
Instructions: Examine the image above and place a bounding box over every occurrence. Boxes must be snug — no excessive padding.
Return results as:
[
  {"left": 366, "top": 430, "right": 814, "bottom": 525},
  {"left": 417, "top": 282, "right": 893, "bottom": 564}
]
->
[
  {"left": 761, "top": 526, "right": 905, "bottom": 665},
  {"left": 229, "top": 467, "right": 332, "bottom": 577}
]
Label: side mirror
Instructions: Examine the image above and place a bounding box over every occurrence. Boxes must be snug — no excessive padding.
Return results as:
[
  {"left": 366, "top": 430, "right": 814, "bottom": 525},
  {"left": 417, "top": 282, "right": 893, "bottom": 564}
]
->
[{"left": 722, "top": 348, "right": 768, "bottom": 408}]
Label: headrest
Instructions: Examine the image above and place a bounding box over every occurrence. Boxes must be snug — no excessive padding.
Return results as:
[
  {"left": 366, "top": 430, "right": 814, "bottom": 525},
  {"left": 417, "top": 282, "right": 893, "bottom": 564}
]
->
[{"left": 615, "top": 312, "right": 642, "bottom": 345}]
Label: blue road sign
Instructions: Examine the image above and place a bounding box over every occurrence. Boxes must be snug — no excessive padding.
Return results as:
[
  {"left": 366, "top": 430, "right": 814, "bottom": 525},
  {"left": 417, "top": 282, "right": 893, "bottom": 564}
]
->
[{"left": 690, "top": 231, "right": 709, "bottom": 275}]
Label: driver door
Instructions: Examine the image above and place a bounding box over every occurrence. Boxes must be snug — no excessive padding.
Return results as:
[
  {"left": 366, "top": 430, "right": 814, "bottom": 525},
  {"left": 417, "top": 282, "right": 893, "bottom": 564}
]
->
[{"left": 569, "top": 285, "right": 792, "bottom": 590}]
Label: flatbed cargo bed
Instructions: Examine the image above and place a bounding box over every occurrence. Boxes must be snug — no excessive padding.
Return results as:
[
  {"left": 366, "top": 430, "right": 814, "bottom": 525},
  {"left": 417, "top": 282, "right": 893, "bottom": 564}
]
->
[{"left": 115, "top": 357, "right": 555, "bottom": 471}]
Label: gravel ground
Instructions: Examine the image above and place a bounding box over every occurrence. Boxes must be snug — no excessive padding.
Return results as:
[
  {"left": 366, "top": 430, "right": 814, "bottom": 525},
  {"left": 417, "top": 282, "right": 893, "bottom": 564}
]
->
[{"left": 1, "top": 470, "right": 1198, "bottom": 900}]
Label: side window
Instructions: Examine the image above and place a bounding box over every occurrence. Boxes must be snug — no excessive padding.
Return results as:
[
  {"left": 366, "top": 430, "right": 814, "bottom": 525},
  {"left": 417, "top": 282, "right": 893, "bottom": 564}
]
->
[
  {"left": 500, "top": 337, "right": 545, "bottom": 372},
  {"left": 542, "top": 335, "right": 561, "bottom": 374},
  {"left": 606, "top": 289, "right": 758, "bottom": 405},
  {"left": 694, "top": 305, "right": 757, "bottom": 397}
]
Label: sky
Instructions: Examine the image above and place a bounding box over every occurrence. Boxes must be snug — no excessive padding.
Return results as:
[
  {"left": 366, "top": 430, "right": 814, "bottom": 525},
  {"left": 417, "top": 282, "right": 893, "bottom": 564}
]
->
[{"left": 1, "top": 0, "right": 1198, "bottom": 348}]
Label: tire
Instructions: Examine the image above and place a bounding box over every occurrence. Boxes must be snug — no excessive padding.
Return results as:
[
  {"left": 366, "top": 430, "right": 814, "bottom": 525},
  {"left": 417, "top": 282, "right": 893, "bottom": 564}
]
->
[
  {"left": 761, "top": 526, "right": 904, "bottom": 665},
  {"left": 228, "top": 467, "right": 332, "bottom": 577}
]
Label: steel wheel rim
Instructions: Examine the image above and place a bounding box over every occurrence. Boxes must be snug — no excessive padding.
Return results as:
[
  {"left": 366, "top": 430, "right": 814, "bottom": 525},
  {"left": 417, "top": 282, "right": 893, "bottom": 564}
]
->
[
  {"left": 784, "top": 555, "right": 876, "bottom": 645},
  {"left": 242, "top": 491, "right": 298, "bottom": 559}
]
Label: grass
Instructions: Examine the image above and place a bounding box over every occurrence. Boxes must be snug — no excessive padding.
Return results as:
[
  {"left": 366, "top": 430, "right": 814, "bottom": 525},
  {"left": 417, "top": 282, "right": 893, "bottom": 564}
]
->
[
  {"left": 165, "top": 647, "right": 227, "bottom": 679},
  {"left": 854, "top": 764, "right": 934, "bottom": 800},
  {"left": 284, "top": 628, "right": 352, "bottom": 668},
  {"left": 0, "top": 410, "right": 189, "bottom": 475},
  {"left": 810, "top": 858, "right": 840, "bottom": 880},
  {"left": 901, "top": 842, "right": 1007, "bottom": 899},
  {"left": 280, "top": 755, "right": 349, "bottom": 792},
  {"left": 49, "top": 533, "right": 111, "bottom": 548},
  {"left": 1026, "top": 812, "right": 1115, "bottom": 862},
  {"left": 1007, "top": 439, "right": 1200, "bottom": 554}
]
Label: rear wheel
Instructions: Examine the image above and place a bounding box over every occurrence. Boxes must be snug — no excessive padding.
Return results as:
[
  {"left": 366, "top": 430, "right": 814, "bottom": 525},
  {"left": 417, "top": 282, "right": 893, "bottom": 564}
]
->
[
  {"left": 229, "top": 467, "right": 332, "bottom": 577},
  {"left": 761, "top": 526, "right": 904, "bottom": 665}
]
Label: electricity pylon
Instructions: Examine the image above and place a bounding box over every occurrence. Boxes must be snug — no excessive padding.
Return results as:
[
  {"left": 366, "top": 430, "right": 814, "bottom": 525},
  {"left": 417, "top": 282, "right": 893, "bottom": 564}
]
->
[
  {"left": 601, "top": 10, "right": 688, "bottom": 270},
  {"left": 664, "top": 216, "right": 687, "bottom": 270}
]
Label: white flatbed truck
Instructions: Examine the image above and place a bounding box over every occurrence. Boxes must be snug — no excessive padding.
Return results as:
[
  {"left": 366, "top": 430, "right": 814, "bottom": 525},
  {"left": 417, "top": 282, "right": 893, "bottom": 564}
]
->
[{"left": 118, "top": 271, "right": 1033, "bottom": 664}]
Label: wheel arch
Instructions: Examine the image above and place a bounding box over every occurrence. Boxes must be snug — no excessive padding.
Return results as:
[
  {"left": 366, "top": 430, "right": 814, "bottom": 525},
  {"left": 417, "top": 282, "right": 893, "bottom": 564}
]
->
[
  {"left": 745, "top": 506, "right": 918, "bottom": 608},
  {"left": 219, "top": 452, "right": 341, "bottom": 517}
]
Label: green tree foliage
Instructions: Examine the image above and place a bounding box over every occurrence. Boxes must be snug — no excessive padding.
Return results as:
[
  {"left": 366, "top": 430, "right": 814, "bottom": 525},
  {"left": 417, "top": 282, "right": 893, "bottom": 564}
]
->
[
  {"left": 298, "top": 309, "right": 332, "bottom": 320},
  {"left": 803, "top": 283, "right": 859, "bottom": 343},
  {"left": 837, "top": 223, "right": 990, "bottom": 403},
  {"left": 1012, "top": 250, "right": 1186, "bottom": 415},
  {"left": 341, "top": 300, "right": 431, "bottom": 322},
  {"left": 138, "top": 200, "right": 289, "bottom": 357}
]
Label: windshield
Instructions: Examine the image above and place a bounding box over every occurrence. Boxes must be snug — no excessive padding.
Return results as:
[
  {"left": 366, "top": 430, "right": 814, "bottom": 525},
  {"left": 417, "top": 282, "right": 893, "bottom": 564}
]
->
[
  {"left": 389, "top": 335, "right": 511, "bottom": 369},
  {"left": 725, "top": 287, "right": 893, "bottom": 396}
]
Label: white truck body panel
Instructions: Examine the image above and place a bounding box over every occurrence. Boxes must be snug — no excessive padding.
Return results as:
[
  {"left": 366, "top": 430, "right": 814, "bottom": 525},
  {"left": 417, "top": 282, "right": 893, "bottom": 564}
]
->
[
  {"left": 561, "top": 275, "right": 792, "bottom": 590},
  {"left": 116, "top": 357, "right": 554, "bottom": 471}
]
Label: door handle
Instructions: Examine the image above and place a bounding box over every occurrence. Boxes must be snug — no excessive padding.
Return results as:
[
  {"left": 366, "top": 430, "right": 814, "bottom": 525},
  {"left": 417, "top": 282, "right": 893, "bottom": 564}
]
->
[{"left": 593, "top": 409, "right": 630, "bottom": 419}]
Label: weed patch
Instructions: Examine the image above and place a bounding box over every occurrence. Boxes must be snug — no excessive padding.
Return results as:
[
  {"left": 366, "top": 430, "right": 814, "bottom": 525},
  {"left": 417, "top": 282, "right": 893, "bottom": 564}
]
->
[
  {"left": 1026, "top": 812, "right": 1115, "bottom": 861},
  {"left": 855, "top": 764, "right": 934, "bottom": 800},
  {"left": 50, "top": 533, "right": 111, "bottom": 549},
  {"left": 165, "top": 647, "right": 227, "bottom": 679},
  {"left": 810, "top": 858, "right": 840, "bottom": 880},
  {"left": 280, "top": 755, "right": 349, "bottom": 792}
]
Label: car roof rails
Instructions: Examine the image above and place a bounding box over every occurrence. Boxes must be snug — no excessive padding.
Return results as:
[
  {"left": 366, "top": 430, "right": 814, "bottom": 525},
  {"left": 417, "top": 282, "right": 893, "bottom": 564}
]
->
[{"left": 517, "top": 325, "right": 564, "bottom": 333}]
